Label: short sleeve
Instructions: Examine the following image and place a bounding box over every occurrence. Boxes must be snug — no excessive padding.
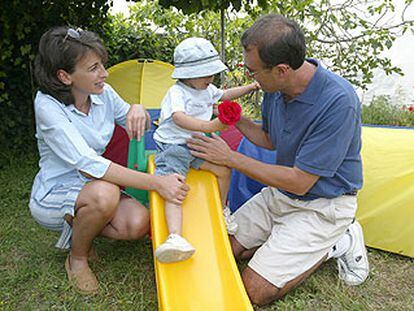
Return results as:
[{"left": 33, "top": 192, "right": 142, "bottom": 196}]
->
[
  {"left": 35, "top": 100, "right": 111, "bottom": 178},
  {"left": 261, "top": 93, "right": 271, "bottom": 133},
  {"left": 295, "top": 104, "right": 358, "bottom": 177},
  {"left": 167, "top": 86, "right": 186, "bottom": 114},
  {"left": 104, "top": 84, "right": 131, "bottom": 128},
  {"left": 208, "top": 84, "right": 225, "bottom": 103}
]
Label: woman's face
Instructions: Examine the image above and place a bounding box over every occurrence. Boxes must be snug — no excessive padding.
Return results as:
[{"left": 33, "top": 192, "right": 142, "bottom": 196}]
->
[{"left": 68, "top": 50, "right": 108, "bottom": 96}]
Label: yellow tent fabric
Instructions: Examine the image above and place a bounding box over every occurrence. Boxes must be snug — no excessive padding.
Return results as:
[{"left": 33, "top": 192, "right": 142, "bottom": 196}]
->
[
  {"left": 358, "top": 126, "right": 414, "bottom": 258},
  {"left": 106, "top": 59, "right": 175, "bottom": 108}
]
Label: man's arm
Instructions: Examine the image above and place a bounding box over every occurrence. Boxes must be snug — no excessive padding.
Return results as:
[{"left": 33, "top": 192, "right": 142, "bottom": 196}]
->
[
  {"left": 187, "top": 134, "right": 319, "bottom": 195},
  {"left": 227, "top": 150, "right": 319, "bottom": 195},
  {"left": 235, "top": 116, "right": 274, "bottom": 150}
]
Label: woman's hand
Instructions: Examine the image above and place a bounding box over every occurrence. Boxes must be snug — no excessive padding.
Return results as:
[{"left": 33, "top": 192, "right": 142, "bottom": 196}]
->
[
  {"left": 156, "top": 174, "right": 189, "bottom": 205},
  {"left": 126, "top": 104, "right": 151, "bottom": 141}
]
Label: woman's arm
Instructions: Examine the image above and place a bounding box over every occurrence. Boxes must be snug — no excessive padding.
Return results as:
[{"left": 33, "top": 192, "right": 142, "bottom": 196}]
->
[
  {"left": 36, "top": 98, "right": 187, "bottom": 204},
  {"left": 100, "top": 163, "right": 189, "bottom": 205},
  {"left": 125, "top": 104, "right": 151, "bottom": 140},
  {"left": 109, "top": 84, "right": 151, "bottom": 141}
]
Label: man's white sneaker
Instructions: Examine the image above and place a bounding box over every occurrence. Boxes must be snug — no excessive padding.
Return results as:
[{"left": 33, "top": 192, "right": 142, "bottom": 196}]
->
[
  {"left": 223, "top": 206, "right": 238, "bottom": 235},
  {"left": 155, "top": 233, "right": 195, "bottom": 263},
  {"left": 337, "top": 221, "right": 369, "bottom": 285}
]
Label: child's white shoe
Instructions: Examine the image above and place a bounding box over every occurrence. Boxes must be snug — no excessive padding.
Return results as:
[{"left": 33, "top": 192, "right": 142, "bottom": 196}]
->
[
  {"left": 223, "top": 206, "right": 238, "bottom": 235},
  {"left": 155, "top": 233, "right": 195, "bottom": 263}
]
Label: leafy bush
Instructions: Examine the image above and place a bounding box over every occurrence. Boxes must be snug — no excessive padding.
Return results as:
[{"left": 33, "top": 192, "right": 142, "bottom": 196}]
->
[
  {"left": 102, "top": 2, "right": 259, "bottom": 116},
  {"left": 362, "top": 95, "right": 414, "bottom": 127},
  {"left": 0, "top": 0, "right": 112, "bottom": 155},
  {"left": 2, "top": 0, "right": 413, "bottom": 156}
]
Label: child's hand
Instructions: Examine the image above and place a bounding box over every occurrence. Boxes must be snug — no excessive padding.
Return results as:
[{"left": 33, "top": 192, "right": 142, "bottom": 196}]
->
[
  {"left": 213, "top": 103, "right": 219, "bottom": 117},
  {"left": 211, "top": 118, "right": 228, "bottom": 132},
  {"left": 250, "top": 81, "right": 261, "bottom": 91}
]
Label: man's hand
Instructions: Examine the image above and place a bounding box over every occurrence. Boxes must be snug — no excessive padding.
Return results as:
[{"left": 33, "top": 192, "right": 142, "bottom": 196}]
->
[
  {"left": 156, "top": 174, "right": 189, "bottom": 205},
  {"left": 126, "top": 104, "right": 150, "bottom": 141},
  {"left": 187, "top": 133, "right": 233, "bottom": 166}
]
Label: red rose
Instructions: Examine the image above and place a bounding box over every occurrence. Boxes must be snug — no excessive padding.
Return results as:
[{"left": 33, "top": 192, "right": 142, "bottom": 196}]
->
[
  {"left": 408, "top": 106, "right": 414, "bottom": 112},
  {"left": 218, "top": 100, "right": 242, "bottom": 125}
]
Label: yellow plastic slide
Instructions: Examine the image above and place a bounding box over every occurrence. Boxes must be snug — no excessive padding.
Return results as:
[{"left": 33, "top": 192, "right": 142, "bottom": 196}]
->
[{"left": 148, "top": 157, "right": 253, "bottom": 311}]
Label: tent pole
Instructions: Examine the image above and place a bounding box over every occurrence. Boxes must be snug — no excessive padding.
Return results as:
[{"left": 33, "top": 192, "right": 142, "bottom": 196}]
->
[{"left": 220, "top": 7, "right": 226, "bottom": 87}]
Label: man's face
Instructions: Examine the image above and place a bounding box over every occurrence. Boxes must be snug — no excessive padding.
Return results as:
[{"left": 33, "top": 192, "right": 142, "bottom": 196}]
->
[{"left": 243, "top": 46, "right": 283, "bottom": 93}]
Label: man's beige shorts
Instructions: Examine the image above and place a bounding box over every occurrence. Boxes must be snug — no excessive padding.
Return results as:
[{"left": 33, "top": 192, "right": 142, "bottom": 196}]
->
[{"left": 234, "top": 187, "right": 357, "bottom": 288}]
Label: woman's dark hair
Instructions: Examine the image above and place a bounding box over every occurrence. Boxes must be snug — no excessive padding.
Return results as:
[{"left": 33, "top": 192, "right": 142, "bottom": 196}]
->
[
  {"left": 241, "top": 14, "right": 306, "bottom": 70},
  {"left": 34, "top": 26, "right": 108, "bottom": 106}
]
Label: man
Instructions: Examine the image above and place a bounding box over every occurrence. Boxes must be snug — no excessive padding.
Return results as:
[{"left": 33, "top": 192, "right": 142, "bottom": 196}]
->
[{"left": 188, "top": 14, "right": 369, "bottom": 306}]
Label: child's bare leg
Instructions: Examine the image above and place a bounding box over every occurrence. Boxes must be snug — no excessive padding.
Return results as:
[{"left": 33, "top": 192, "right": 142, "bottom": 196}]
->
[
  {"left": 165, "top": 201, "right": 182, "bottom": 235},
  {"left": 200, "top": 161, "right": 231, "bottom": 206},
  {"left": 155, "top": 200, "right": 195, "bottom": 263},
  {"left": 200, "top": 161, "right": 237, "bottom": 234}
]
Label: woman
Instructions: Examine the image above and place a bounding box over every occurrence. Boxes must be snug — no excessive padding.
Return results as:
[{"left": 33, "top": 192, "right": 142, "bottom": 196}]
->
[{"left": 29, "top": 26, "right": 188, "bottom": 294}]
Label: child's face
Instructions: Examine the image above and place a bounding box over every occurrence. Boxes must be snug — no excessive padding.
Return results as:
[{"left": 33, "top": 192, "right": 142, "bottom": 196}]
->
[{"left": 184, "top": 75, "right": 214, "bottom": 90}]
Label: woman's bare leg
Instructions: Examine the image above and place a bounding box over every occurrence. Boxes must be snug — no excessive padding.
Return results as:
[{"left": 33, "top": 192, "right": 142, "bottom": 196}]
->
[
  {"left": 70, "top": 180, "right": 120, "bottom": 272},
  {"left": 100, "top": 194, "right": 149, "bottom": 240}
]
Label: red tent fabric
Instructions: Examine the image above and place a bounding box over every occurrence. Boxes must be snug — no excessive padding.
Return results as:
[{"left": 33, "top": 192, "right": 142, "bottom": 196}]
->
[
  {"left": 102, "top": 124, "right": 244, "bottom": 166},
  {"left": 220, "top": 125, "right": 243, "bottom": 151},
  {"left": 102, "top": 124, "right": 129, "bottom": 167}
]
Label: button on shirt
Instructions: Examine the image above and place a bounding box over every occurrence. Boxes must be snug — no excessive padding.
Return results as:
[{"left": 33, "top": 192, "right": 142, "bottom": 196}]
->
[
  {"left": 31, "top": 84, "right": 130, "bottom": 202},
  {"left": 154, "top": 81, "right": 224, "bottom": 144},
  {"left": 262, "top": 59, "right": 363, "bottom": 200}
]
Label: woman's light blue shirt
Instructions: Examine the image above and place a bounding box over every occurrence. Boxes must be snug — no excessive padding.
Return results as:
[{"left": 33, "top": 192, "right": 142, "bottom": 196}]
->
[{"left": 31, "top": 84, "right": 130, "bottom": 203}]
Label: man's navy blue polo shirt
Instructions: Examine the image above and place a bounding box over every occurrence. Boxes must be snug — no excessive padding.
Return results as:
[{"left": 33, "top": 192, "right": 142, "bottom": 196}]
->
[{"left": 261, "top": 59, "right": 363, "bottom": 200}]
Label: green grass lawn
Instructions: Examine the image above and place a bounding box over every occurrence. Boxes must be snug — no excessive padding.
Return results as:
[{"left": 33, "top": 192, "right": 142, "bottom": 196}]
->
[{"left": 1, "top": 153, "right": 413, "bottom": 310}]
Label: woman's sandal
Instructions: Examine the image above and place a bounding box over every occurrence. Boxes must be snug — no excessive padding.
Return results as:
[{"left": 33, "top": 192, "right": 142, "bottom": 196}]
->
[{"left": 65, "top": 255, "right": 99, "bottom": 295}]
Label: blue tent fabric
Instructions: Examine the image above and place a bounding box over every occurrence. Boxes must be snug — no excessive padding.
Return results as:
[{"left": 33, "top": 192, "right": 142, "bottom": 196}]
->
[
  {"left": 145, "top": 109, "right": 161, "bottom": 150},
  {"left": 228, "top": 137, "right": 277, "bottom": 212}
]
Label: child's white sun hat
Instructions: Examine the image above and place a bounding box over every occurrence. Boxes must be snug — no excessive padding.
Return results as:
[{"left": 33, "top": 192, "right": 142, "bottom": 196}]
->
[{"left": 171, "top": 37, "right": 228, "bottom": 79}]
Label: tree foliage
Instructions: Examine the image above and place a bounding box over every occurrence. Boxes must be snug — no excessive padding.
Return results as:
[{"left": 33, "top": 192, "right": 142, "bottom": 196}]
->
[
  {"left": 159, "top": 0, "right": 414, "bottom": 88},
  {"left": 1, "top": 0, "right": 414, "bottom": 153},
  {"left": 159, "top": 0, "right": 268, "bottom": 13},
  {"left": 0, "top": 0, "right": 112, "bottom": 153}
]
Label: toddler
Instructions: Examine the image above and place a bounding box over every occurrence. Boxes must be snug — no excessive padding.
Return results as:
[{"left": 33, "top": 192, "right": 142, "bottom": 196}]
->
[{"left": 154, "top": 37, "right": 258, "bottom": 263}]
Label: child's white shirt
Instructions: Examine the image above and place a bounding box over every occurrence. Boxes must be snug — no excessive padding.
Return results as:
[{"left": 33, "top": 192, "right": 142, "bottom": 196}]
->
[{"left": 153, "top": 81, "right": 224, "bottom": 144}]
